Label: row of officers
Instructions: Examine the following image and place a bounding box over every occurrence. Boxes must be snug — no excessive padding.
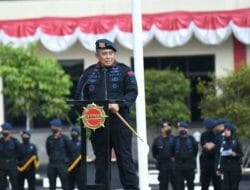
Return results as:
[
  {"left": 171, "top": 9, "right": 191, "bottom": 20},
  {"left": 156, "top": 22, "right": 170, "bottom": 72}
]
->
[
  {"left": 152, "top": 119, "right": 243, "bottom": 190},
  {"left": 0, "top": 117, "right": 244, "bottom": 190},
  {"left": 0, "top": 118, "right": 83, "bottom": 190}
]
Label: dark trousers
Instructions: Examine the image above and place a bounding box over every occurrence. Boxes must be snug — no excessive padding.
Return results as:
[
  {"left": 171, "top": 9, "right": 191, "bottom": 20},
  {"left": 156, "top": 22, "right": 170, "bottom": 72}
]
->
[
  {"left": 222, "top": 170, "right": 241, "bottom": 190},
  {"left": 200, "top": 168, "right": 221, "bottom": 190},
  {"left": 47, "top": 163, "right": 69, "bottom": 190},
  {"left": 68, "top": 165, "right": 84, "bottom": 190},
  {"left": 174, "top": 169, "right": 195, "bottom": 190},
  {"left": 0, "top": 169, "right": 19, "bottom": 190},
  {"left": 91, "top": 113, "right": 139, "bottom": 190},
  {"left": 158, "top": 169, "right": 175, "bottom": 190},
  {"left": 18, "top": 168, "right": 36, "bottom": 190}
]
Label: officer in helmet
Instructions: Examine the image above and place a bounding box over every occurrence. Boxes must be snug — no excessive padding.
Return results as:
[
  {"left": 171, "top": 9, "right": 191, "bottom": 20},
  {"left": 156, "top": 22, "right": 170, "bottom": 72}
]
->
[
  {"left": 18, "top": 130, "right": 39, "bottom": 190},
  {"left": 215, "top": 123, "right": 243, "bottom": 190},
  {"left": 0, "top": 122, "right": 22, "bottom": 190},
  {"left": 152, "top": 120, "right": 175, "bottom": 190},
  {"left": 200, "top": 119, "right": 221, "bottom": 190},
  {"left": 68, "top": 126, "right": 83, "bottom": 190},
  {"left": 173, "top": 121, "right": 198, "bottom": 190},
  {"left": 46, "top": 118, "right": 71, "bottom": 190}
]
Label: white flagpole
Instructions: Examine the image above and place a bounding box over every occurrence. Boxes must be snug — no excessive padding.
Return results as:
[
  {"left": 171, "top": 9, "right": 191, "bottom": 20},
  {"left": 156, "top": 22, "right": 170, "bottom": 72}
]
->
[
  {"left": 0, "top": 78, "right": 4, "bottom": 126},
  {"left": 131, "top": 0, "right": 150, "bottom": 190}
]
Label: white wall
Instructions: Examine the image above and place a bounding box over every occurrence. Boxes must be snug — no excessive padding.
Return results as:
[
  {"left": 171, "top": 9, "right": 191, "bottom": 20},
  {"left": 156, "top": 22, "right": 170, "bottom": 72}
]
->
[
  {"left": 0, "top": 0, "right": 249, "bottom": 19},
  {"left": 247, "top": 45, "right": 250, "bottom": 65},
  {"left": 39, "top": 36, "right": 234, "bottom": 77},
  {"left": 0, "top": 0, "right": 241, "bottom": 124},
  {"left": 38, "top": 41, "right": 132, "bottom": 69},
  {"left": 143, "top": 37, "right": 234, "bottom": 77}
]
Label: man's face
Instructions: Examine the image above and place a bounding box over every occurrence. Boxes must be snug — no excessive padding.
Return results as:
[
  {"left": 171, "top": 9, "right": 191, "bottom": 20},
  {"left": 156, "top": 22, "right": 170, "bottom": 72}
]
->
[
  {"left": 1, "top": 130, "right": 10, "bottom": 138},
  {"left": 51, "top": 126, "right": 62, "bottom": 134},
  {"left": 213, "top": 124, "right": 225, "bottom": 133},
  {"left": 178, "top": 126, "right": 188, "bottom": 136},
  {"left": 96, "top": 49, "right": 116, "bottom": 67},
  {"left": 161, "top": 123, "right": 171, "bottom": 136},
  {"left": 162, "top": 123, "right": 170, "bottom": 131},
  {"left": 224, "top": 129, "right": 231, "bottom": 137}
]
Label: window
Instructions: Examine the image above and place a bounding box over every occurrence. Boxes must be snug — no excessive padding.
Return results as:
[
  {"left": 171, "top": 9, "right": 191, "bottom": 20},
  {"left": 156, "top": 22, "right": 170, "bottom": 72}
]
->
[{"left": 132, "top": 55, "right": 215, "bottom": 122}]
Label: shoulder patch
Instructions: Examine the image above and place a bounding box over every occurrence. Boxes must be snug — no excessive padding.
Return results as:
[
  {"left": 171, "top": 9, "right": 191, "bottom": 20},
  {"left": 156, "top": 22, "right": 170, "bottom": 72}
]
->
[{"left": 128, "top": 70, "right": 135, "bottom": 76}]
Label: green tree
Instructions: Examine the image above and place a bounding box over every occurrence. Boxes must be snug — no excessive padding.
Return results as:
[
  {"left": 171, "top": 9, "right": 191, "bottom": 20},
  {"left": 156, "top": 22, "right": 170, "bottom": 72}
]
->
[
  {"left": 144, "top": 69, "right": 191, "bottom": 128},
  {"left": 197, "top": 66, "right": 250, "bottom": 139},
  {"left": 0, "top": 45, "right": 72, "bottom": 130}
]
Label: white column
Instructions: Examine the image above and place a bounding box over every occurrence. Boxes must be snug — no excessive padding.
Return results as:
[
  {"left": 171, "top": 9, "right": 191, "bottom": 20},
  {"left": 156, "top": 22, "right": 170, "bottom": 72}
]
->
[
  {"left": 247, "top": 45, "right": 250, "bottom": 65},
  {"left": 0, "top": 78, "right": 4, "bottom": 125},
  {"left": 131, "top": 0, "right": 150, "bottom": 190}
]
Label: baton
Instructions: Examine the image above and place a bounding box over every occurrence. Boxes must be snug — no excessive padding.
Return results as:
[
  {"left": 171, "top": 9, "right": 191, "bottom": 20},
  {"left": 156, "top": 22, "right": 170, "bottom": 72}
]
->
[{"left": 115, "top": 112, "right": 144, "bottom": 142}]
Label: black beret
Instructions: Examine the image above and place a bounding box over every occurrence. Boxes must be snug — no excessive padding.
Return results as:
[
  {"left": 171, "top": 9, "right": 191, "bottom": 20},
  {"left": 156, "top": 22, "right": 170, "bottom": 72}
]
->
[{"left": 95, "top": 39, "right": 116, "bottom": 52}]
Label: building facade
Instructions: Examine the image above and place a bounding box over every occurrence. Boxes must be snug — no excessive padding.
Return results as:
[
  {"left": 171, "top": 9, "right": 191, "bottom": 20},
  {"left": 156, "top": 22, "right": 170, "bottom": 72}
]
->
[{"left": 0, "top": 0, "right": 250, "bottom": 125}]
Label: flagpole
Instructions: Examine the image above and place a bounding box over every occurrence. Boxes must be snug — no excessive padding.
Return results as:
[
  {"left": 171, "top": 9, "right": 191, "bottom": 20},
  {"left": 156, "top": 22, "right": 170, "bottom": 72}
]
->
[
  {"left": 131, "top": 0, "right": 150, "bottom": 190},
  {"left": 0, "top": 78, "right": 4, "bottom": 126}
]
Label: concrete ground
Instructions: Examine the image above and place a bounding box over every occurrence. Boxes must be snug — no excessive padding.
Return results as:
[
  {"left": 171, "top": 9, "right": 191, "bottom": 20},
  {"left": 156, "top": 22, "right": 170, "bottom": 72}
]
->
[
  {"left": 26, "top": 162, "right": 250, "bottom": 190},
  {"left": 35, "top": 181, "right": 250, "bottom": 190}
]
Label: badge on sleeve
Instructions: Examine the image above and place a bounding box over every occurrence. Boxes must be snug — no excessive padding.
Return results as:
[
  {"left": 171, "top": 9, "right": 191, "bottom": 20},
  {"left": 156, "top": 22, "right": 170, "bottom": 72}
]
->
[
  {"left": 127, "top": 70, "right": 136, "bottom": 84},
  {"left": 127, "top": 71, "right": 134, "bottom": 76}
]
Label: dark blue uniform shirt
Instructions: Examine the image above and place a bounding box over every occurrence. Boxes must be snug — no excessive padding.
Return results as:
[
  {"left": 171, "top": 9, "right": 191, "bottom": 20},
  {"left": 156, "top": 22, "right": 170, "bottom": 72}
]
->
[
  {"left": 200, "top": 131, "right": 216, "bottom": 159},
  {"left": 75, "top": 62, "right": 138, "bottom": 111},
  {"left": 46, "top": 134, "right": 71, "bottom": 164},
  {"left": 173, "top": 135, "right": 198, "bottom": 170},
  {"left": 69, "top": 138, "right": 81, "bottom": 161},
  {"left": 152, "top": 135, "right": 175, "bottom": 170},
  {"left": 0, "top": 137, "right": 22, "bottom": 170},
  {"left": 216, "top": 136, "right": 243, "bottom": 172},
  {"left": 19, "top": 143, "right": 38, "bottom": 169}
]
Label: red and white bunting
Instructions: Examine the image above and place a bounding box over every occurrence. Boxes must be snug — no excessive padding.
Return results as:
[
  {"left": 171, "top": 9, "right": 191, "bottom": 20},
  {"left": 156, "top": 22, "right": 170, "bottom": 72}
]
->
[{"left": 0, "top": 8, "right": 249, "bottom": 52}]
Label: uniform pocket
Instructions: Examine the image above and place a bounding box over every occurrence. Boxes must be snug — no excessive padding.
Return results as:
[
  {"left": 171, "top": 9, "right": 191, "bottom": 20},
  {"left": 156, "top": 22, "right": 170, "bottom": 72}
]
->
[
  {"left": 108, "top": 75, "right": 123, "bottom": 92},
  {"left": 86, "top": 80, "right": 100, "bottom": 95}
]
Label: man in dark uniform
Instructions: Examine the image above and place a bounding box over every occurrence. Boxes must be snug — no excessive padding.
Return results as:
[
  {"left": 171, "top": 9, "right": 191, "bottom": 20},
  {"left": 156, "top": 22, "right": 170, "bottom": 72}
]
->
[
  {"left": 18, "top": 130, "right": 39, "bottom": 190},
  {"left": 213, "top": 118, "right": 227, "bottom": 148},
  {"left": 200, "top": 119, "right": 221, "bottom": 190},
  {"left": 46, "top": 118, "right": 71, "bottom": 190},
  {"left": 215, "top": 123, "right": 243, "bottom": 190},
  {"left": 151, "top": 120, "right": 175, "bottom": 190},
  {"left": 213, "top": 118, "right": 227, "bottom": 189},
  {"left": 0, "top": 122, "right": 22, "bottom": 190},
  {"left": 68, "top": 126, "right": 83, "bottom": 190},
  {"left": 173, "top": 121, "right": 198, "bottom": 190},
  {"left": 75, "top": 39, "right": 139, "bottom": 190}
]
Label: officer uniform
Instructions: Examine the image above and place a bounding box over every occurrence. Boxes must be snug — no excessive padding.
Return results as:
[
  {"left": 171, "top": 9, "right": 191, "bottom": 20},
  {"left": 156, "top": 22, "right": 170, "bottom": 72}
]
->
[
  {"left": 18, "top": 130, "right": 38, "bottom": 190},
  {"left": 173, "top": 121, "right": 198, "bottom": 190},
  {"left": 0, "top": 123, "right": 22, "bottom": 190},
  {"left": 75, "top": 39, "right": 139, "bottom": 190},
  {"left": 199, "top": 119, "right": 220, "bottom": 190},
  {"left": 68, "top": 126, "right": 83, "bottom": 190},
  {"left": 151, "top": 121, "right": 175, "bottom": 190},
  {"left": 46, "top": 118, "right": 71, "bottom": 190},
  {"left": 212, "top": 118, "right": 228, "bottom": 190},
  {"left": 215, "top": 123, "right": 243, "bottom": 190},
  {"left": 214, "top": 118, "right": 227, "bottom": 146}
]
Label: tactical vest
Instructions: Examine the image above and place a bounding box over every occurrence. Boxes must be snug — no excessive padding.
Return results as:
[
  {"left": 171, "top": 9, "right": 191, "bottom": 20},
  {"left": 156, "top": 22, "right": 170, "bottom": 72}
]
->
[{"left": 175, "top": 136, "right": 194, "bottom": 159}]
